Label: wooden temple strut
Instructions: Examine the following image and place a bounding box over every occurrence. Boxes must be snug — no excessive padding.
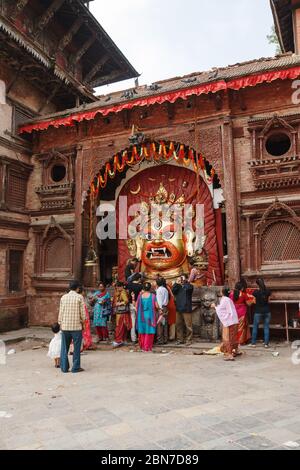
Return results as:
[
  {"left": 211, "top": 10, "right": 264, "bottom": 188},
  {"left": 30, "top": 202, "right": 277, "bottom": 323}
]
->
[
  {"left": 34, "top": 0, "right": 66, "bottom": 37},
  {"left": 11, "top": 0, "right": 30, "bottom": 20}
]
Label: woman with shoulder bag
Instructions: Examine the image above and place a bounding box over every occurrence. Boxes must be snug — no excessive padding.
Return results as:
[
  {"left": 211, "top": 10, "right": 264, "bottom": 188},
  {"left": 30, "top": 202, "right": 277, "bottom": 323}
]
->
[{"left": 113, "top": 282, "right": 131, "bottom": 348}]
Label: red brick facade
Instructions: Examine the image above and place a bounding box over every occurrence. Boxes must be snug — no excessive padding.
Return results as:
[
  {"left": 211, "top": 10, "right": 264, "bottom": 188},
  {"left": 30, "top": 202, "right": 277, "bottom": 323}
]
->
[
  {"left": 18, "top": 76, "right": 299, "bottom": 327},
  {"left": 1, "top": 0, "right": 300, "bottom": 331}
]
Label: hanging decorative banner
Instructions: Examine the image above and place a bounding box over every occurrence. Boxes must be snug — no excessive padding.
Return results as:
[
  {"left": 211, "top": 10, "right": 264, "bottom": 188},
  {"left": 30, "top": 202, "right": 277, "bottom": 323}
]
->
[
  {"left": 88, "top": 140, "right": 220, "bottom": 197},
  {"left": 19, "top": 65, "right": 300, "bottom": 135}
]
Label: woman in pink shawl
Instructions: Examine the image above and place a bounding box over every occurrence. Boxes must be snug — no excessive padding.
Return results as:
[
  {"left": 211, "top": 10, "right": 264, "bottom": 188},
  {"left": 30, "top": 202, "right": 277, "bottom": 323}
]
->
[{"left": 212, "top": 288, "right": 239, "bottom": 361}]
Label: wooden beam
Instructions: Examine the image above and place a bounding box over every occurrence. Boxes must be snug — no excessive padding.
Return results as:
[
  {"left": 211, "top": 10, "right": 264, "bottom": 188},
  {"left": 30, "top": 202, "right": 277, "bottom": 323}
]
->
[
  {"left": 11, "top": 0, "right": 30, "bottom": 19},
  {"left": 83, "top": 55, "right": 109, "bottom": 83},
  {"left": 238, "top": 90, "right": 247, "bottom": 111},
  {"left": 166, "top": 102, "right": 175, "bottom": 121},
  {"left": 38, "top": 83, "right": 61, "bottom": 113},
  {"left": 0, "top": 162, "right": 8, "bottom": 209},
  {"left": 71, "top": 33, "right": 96, "bottom": 65},
  {"left": 122, "top": 109, "right": 131, "bottom": 129},
  {"left": 58, "top": 17, "right": 85, "bottom": 51},
  {"left": 7, "top": 63, "right": 25, "bottom": 93},
  {"left": 90, "top": 70, "right": 122, "bottom": 88},
  {"left": 34, "top": 0, "right": 65, "bottom": 37}
]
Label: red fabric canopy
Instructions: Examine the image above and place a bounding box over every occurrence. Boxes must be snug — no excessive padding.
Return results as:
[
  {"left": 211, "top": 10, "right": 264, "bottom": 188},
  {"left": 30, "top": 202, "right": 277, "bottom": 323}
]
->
[{"left": 19, "top": 66, "right": 300, "bottom": 134}]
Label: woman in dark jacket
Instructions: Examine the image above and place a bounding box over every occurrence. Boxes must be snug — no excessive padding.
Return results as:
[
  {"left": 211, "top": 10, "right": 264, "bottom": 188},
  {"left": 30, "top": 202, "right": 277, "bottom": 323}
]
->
[{"left": 251, "top": 278, "right": 272, "bottom": 348}]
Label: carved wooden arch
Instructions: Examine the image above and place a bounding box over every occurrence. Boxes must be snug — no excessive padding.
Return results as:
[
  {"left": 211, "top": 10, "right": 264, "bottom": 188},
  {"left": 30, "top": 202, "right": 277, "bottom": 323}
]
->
[
  {"left": 259, "top": 114, "right": 295, "bottom": 138},
  {"left": 40, "top": 217, "right": 74, "bottom": 274},
  {"left": 258, "top": 114, "right": 297, "bottom": 160},
  {"left": 42, "top": 149, "right": 74, "bottom": 186},
  {"left": 255, "top": 199, "right": 300, "bottom": 235},
  {"left": 42, "top": 216, "right": 73, "bottom": 243},
  {"left": 260, "top": 218, "right": 300, "bottom": 239},
  {"left": 44, "top": 150, "right": 69, "bottom": 169}
]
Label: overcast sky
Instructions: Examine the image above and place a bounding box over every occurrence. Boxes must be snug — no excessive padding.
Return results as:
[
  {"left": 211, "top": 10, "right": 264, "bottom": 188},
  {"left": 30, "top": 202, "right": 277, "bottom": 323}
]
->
[{"left": 91, "top": 0, "right": 276, "bottom": 95}]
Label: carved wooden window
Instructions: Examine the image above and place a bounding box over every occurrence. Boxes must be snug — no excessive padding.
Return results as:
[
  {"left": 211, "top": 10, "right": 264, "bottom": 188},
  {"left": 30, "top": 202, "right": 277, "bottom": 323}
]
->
[
  {"left": 11, "top": 102, "right": 35, "bottom": 136},
  {"left": 50, "top": 164, "right": 66, "bottom": 183},
  {"left": 262, "top": 222, "right": 300, "bottom": 263},
  {"left": 45, "top": 238, "right": 71, "bottom": 272},
  {"left": 8, "top": 250, "right": 23, "bottom": 293},
  {"left": 248, "top": 115, "right": 298, "bottom": 163},
  {"left": 36, "top": 149, "right": 75, "bottom": 210},
  {"left": 7, "top": 171, "right": 27, "bottom": 209},
  {"left": 265, "top": 132, "right": 291, "bottom": 157}
]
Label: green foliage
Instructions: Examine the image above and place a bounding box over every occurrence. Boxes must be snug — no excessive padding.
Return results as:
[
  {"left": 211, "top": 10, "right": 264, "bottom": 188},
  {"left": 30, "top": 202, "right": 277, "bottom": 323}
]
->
[{"left": 267, "top": 25, "right": 282, "bottom": 54}]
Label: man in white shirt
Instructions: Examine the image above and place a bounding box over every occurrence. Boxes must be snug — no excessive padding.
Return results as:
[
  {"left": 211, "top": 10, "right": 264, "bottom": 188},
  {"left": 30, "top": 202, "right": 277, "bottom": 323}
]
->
[{"left": 156, "top": 277, "right": 169, "bottom": 345}]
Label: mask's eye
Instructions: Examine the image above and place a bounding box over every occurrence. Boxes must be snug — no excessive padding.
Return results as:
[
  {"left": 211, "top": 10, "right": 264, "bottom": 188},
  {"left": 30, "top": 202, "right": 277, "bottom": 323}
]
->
[
  {"left": 144, "top": 233, "right": 154, "bottom": 241},
  {"left": 163, "top": 231, "right": 174, "bottom": 240}
]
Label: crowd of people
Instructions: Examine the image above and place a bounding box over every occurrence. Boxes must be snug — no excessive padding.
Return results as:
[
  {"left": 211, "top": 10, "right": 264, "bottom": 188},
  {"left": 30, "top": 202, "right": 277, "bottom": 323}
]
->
[{"left": 47, "top": 261, "right": 272, "bottom": 372}]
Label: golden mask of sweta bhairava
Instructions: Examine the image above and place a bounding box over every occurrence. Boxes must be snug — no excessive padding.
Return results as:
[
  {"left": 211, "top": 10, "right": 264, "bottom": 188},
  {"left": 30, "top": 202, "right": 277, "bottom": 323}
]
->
[{"left": 127, "top": 182, "right": 206, "bottom": 280}]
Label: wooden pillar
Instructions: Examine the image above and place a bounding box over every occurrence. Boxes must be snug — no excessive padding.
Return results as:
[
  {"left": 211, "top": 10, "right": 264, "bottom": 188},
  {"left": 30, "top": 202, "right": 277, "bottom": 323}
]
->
[
  {"left": 292, "top": 0, "right": 300, "bottom": 54},
  {"left": 221, "top": 117, "right": 240, "bottom": 286},
  {"left": 0, "top": 162, "right": 7, "bottom": 208},
  {"left": 74, "top": 145, "right": 83, "bottom": 281},
  {"left": 245, "top": 215, "right": 251, "bottom": 272}
]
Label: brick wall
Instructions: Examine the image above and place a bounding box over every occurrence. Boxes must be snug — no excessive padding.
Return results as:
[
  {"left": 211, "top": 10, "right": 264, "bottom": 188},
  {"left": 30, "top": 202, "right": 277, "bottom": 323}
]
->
[
  {"left": 20, "top": 77, "right": 300, "bottom": 326},
  {"left": 0, "top": 57, "right": 60, "bottom": 332},
  {"left": 28, "top": 293, "right": 61, "bottom": 326}
]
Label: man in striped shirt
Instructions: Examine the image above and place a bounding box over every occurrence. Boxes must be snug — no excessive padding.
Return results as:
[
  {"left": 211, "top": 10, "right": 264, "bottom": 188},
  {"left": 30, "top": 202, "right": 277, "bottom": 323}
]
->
[{"left": 58, "top": 280, "right": 86, "bottom": 373}]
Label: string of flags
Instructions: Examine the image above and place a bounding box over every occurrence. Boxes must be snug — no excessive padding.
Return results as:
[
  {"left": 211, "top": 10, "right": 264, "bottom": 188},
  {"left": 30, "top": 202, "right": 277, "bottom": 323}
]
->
[{"left": 89, "top": 141, "right": 220, "bottom": 196}]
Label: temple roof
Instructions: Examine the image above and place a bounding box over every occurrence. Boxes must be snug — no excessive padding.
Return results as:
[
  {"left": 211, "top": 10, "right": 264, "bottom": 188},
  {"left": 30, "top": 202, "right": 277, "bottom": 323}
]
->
[
  {"left": 270, "top": 0, "right": 294, "bottom": 53},
  {"left": 18, "top": 52, "right": 300, "bottom": 133},
  {"left": 0, "top": 0, "right": 138, "bottom": 109}
]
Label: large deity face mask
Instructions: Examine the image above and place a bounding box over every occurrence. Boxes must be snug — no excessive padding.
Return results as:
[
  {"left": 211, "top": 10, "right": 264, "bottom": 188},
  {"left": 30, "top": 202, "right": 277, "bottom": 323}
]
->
[
  {"left": 140, "top": 215, "right": 187, "bottom": 271},
  {"left": 127, "top": 182, "right": 205, "bottom": 280}
]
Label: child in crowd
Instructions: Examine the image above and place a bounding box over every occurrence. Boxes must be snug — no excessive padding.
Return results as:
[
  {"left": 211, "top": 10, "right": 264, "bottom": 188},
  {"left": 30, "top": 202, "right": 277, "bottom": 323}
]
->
[{"left": 47, "top": 322, "right": 62, "bottom": 368}]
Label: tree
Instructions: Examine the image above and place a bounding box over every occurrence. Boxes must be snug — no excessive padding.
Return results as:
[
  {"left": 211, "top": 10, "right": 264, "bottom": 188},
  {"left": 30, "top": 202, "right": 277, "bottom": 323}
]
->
[{"left": 267, "top": 25, "right": 282, "bottom": 54}]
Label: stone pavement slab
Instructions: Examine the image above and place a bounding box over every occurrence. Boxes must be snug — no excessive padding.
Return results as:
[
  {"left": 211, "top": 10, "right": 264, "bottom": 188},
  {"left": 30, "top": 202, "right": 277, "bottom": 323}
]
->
[{"left": 1, "top": 336, "right": 300, "bottom": 450}]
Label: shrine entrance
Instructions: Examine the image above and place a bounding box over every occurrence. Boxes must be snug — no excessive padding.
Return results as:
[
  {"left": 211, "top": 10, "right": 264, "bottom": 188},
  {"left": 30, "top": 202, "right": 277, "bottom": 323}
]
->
[{"left": 83, "top": 140, "right": 226, "bottom": 287}]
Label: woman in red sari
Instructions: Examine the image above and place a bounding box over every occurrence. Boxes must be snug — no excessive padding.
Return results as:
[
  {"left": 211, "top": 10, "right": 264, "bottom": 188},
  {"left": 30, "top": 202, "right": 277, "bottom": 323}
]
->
[
  {"left": 229, "top": 282, "right": 252, "bottom": 345},
  {"left": 78, "top": 287, "right": 93, "bottom": 351}
]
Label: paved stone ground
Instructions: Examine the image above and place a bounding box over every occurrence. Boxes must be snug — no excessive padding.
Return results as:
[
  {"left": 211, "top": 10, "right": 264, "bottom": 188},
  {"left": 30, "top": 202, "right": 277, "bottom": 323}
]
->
[{"left": 1, "top": 329, "right": 300, "bottom": 450}]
